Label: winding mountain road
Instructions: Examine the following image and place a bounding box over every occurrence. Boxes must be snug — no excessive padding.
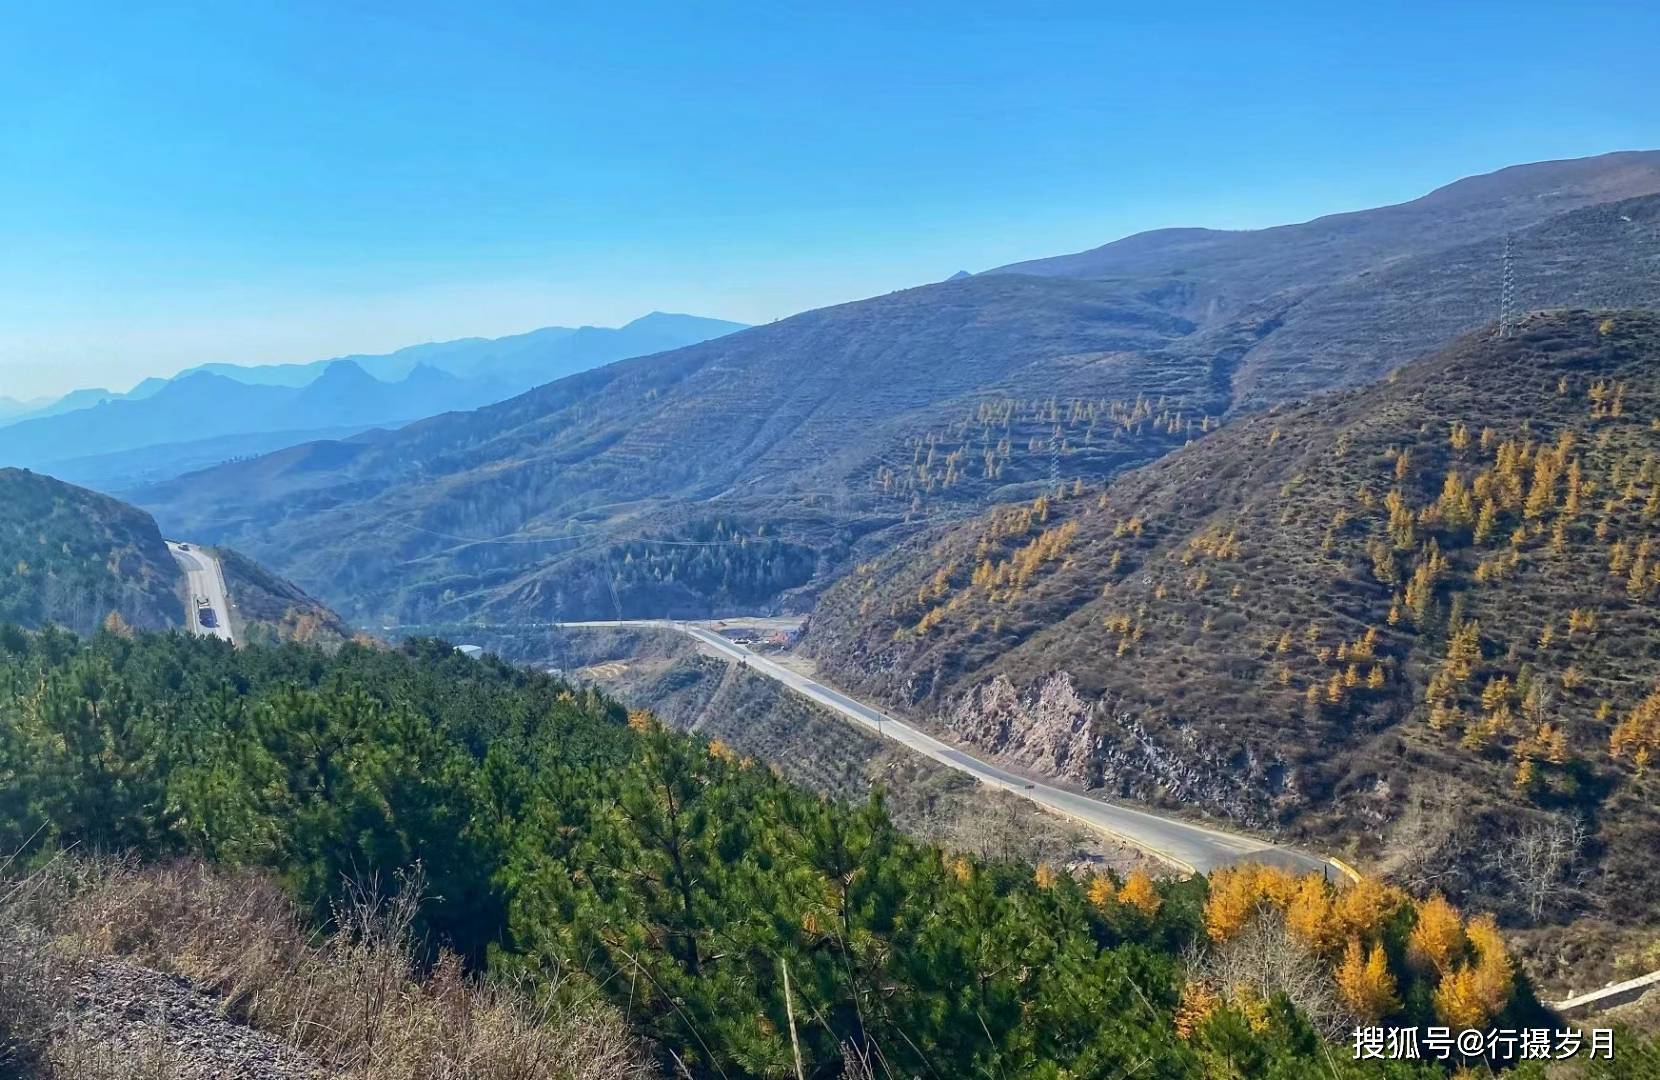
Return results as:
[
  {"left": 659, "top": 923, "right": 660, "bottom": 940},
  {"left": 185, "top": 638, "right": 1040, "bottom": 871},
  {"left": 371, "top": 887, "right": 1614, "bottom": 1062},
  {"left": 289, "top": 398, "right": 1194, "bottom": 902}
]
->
[
  {"left": 564, "top": 619, "right": 1334, "bottom": 876},
  {"left": 167, "top": 542, "right": 235, "bottom": 644}
]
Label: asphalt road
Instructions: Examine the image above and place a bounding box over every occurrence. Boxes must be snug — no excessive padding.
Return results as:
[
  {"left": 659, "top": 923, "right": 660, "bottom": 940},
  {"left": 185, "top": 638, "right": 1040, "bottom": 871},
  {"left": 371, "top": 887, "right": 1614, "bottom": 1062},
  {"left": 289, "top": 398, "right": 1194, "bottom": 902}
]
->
[
  {"left": 167, "top": 542, "right": 235, "bottom": 644},
  {"left": 564, "top": 619, "right": 1332, "bottom": 876}
]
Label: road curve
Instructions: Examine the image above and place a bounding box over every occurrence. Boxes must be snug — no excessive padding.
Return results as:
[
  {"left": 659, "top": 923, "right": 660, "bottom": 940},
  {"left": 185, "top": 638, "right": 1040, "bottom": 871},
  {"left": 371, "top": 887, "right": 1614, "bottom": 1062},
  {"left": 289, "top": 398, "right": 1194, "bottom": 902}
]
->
[
  {"left": 564, "top": 619, "right": 1333, "bottom": 877},
  {"left": 167, "top": 542, "right": 235, "bottom": 644}
]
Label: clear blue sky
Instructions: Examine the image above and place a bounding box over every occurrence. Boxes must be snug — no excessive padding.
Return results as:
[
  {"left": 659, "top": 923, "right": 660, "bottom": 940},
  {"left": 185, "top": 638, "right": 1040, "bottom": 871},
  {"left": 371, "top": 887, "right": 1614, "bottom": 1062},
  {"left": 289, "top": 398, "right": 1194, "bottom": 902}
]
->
[{"left": 2, "top": 1, "right": 1657, "bottom": 399}]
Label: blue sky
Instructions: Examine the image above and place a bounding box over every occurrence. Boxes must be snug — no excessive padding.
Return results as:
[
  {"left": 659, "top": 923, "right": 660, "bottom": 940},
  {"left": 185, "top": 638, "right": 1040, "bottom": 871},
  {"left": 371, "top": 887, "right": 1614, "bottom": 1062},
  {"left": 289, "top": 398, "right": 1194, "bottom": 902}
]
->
[{"left": 2, "top": 1, "right": 1657, "bottom": 399}]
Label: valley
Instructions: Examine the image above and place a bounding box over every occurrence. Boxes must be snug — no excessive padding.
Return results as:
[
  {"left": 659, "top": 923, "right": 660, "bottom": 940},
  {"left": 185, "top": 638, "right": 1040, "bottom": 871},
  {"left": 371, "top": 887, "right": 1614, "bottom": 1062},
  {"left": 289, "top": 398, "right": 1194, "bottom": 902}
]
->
[
  {"left": 8, "top": 146, "right": 1660, "bottom": 1075},
  {"left": 166, "top": 541, "right": 234, "bottom": 643},
  {"left": 94, "top": 155, "right": 1660, "bottom": 971}
]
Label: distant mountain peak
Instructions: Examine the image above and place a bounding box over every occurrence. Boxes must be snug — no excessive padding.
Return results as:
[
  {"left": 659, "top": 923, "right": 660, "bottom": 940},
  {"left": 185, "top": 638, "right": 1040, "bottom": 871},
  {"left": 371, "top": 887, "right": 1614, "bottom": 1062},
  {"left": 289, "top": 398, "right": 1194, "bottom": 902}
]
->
[
  {"left": 400, "top": 362, "right": 459, "bottom": 385},
  {"left": 946, "top": 270, "right": 973, "bottom": 281},
  {"left": 311, "top": 358, "right": 382, "bottom": 386},
  {"left": 623, "top": 311, "right": 745, "bottom": 332}
]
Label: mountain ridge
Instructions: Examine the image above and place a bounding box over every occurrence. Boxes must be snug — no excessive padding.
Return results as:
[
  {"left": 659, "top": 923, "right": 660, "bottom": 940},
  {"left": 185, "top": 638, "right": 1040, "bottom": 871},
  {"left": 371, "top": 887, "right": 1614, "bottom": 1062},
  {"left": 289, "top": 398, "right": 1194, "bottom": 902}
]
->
[
  {"left": 0, "top": 313, "right": 749, "bottom": 491},
  {"left": 990, "top": 149, "right": 1660, "bottom": 300},
  {"left": 132, "top": 152, "right": 1660, "bottom": 628}
]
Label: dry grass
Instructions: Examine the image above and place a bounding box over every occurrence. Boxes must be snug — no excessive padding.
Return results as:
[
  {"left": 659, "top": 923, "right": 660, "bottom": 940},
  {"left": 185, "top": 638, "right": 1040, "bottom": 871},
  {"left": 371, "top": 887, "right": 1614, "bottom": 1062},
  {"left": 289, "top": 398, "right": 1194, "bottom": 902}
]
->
[
  {"left": 0, "top": 855, "right": 657, "bottom": 1080},
  {"left": 37, "top": 1028, "right": 190, "bottom": 1080}
]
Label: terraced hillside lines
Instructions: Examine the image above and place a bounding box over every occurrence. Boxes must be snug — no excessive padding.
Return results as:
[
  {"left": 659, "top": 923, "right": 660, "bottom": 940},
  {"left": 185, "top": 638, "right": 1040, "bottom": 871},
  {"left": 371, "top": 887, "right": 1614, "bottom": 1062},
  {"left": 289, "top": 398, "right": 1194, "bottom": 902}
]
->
[
  {"left": 0, "top": 468, "right": 185, "bottom": 634},
  {"left": 861, "top": 386, "right": 1223, "bottom": 516},
  {"left": 809, "top": 311, "right": 1660, "bottom": 923}
]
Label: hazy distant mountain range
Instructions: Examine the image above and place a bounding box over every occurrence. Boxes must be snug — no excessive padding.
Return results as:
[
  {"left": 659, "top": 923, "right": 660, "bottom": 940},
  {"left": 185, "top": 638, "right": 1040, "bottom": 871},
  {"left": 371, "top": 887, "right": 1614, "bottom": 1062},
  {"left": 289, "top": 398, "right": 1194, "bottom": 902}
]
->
[{"left": 0, "top": 312, "right": 747, "bottom": 490}]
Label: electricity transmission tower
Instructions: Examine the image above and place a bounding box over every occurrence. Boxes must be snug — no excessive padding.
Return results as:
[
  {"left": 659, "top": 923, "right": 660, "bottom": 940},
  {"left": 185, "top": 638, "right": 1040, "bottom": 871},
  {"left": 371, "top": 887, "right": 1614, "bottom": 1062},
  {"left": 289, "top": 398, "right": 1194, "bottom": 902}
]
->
[{"left": 1497, "top": 233, "right": 1517, "bottom": 339}]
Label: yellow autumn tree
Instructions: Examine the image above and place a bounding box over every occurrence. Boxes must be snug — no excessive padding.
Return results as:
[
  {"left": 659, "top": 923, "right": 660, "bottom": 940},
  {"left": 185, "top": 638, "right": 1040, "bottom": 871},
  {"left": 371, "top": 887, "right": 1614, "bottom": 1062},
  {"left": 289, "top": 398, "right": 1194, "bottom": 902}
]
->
[
  {"left": 1611, "top": 684, "right": 1660, "bottom": 762},
  {"left": 1174, "top": 981, "right": 1218, "bottom": 1039},
  {"left": 1336, "top": 938, "right": 1400, "bottom": 1022},
  {"left": 1085, "top": 873, "right": 1115, "bottom": 910},
  {"left": 1433, "top": 965, "right": 1490, "bottom": 1028},
  {"left": 1203, "top": 865, "right": 1262, "bottom": 942},
  {"left": 1407, "top": 893, "right": 1466, "bottom": 975},
  {"left": 1285, "top": 874, "right": 1338, "bottom": 953},
  {"left": 1117, "top": 869, "right": 1162, "bottom": 917},
  {"left": 1335, "top": 876, "right": 1401, "bottom": 940},
  {"left": 1466, "top": 914, "right": 1515, "bottom": 1017}
]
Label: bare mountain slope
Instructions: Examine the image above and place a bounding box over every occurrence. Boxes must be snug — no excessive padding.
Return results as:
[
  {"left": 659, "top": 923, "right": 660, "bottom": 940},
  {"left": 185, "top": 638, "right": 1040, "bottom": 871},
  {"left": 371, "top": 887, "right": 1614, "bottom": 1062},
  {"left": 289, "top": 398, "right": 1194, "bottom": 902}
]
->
[
  {"left": 990, "top": 149, "right": 1660, "bottom": 314},
  {"left": 808, "top": 310, "right": 1660, "bottom": 927},
  {"left": 133, "top": 153, "right": 1660, "bottom": 627},
  {"left": 1211, "top": 191, "right": 1660, "bottom": 406},
  {"left": 137, "top": 275, "right": 1195, "bottom": 624}
]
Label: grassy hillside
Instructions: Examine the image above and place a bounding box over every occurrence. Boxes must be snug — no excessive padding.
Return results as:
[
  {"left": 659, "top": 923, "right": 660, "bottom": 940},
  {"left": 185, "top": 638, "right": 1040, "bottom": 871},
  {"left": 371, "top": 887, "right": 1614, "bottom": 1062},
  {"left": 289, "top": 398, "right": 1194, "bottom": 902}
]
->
[
  {"left": 0, "top": 468, "right": 184, "bottom": 633},
  {"left": 809, "top": 311, "right": 1660, "bottom": 934},
  {"left": 132, "top": 154, "right": 1660, "bottom": 628}
]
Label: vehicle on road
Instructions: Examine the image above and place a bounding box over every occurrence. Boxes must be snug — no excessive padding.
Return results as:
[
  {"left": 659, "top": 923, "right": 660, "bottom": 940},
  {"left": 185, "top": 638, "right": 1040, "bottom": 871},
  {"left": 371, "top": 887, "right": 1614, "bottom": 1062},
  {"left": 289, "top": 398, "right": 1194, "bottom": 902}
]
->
[{"left": 196, "top": 598, "right": 219, "bottom": 628}]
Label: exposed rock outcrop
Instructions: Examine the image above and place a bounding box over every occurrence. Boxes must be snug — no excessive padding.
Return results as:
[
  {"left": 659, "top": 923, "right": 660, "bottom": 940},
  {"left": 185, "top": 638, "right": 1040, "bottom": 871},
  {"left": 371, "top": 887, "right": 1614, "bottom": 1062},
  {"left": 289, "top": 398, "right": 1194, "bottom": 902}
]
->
[{"left": 939, "top": 671, "right": 1292, "bottom": 826}]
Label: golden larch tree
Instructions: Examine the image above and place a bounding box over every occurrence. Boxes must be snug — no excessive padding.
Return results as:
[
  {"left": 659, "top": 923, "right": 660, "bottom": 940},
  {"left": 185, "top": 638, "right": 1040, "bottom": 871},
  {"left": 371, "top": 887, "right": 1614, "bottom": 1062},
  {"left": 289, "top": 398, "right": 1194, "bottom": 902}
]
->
[
  {"left": 1117, "top": 869, "right": 1162, "bottom": 917},
  {"left": 1407, "top": 894, "right": 1466, "bottom": 975},
  {"left": 1336, "top": 938, "right": 1400, "bottom": 1022}
]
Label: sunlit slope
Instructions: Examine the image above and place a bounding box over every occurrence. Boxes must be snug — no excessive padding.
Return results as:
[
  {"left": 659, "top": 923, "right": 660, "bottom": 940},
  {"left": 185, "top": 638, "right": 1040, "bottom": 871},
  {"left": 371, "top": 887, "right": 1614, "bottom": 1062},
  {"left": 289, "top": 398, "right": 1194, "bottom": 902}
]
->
[{"left": 810, "top": 312, "right": 1660, "bottom": 918}]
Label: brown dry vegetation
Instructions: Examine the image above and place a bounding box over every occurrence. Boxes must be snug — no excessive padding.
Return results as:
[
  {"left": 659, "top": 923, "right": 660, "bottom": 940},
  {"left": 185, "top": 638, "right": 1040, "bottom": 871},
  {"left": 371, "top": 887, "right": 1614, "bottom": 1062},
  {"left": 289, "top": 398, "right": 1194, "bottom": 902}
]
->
[
  {"left": 0, "top": 856, "right": 655, "bottom": 1079},
  {"left": 810, "top": 311, "right": 1660, "bottom": 950},
  {"left": 216, "top": 545, "right": 355, "bottom": 650}
]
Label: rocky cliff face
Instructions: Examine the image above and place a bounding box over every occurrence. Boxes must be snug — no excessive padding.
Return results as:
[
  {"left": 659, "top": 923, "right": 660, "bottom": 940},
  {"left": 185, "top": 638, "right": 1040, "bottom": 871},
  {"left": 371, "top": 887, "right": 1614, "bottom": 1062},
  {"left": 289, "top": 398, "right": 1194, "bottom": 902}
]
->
[
  {"left": 941, "top": 672, "right": 1102, "bottom": 785},
  {"left": 938, "top": 670, "right": 1293, "bottom": 826}
]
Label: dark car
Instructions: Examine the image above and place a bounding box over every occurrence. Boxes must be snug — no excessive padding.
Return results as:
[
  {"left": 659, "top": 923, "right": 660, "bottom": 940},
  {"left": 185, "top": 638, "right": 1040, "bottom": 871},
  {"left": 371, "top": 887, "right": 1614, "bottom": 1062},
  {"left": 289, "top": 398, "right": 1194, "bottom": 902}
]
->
[{"left": 198, "top": 606, "right": 219, "bottom": 628}]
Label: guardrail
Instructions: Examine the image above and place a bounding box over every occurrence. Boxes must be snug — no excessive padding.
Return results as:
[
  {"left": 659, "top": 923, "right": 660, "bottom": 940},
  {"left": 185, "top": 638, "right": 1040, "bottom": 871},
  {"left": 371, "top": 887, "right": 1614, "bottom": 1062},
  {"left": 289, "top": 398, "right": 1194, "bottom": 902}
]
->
[{"left": 1552, "top": 968, "right": 1660, "bottom": 1017}]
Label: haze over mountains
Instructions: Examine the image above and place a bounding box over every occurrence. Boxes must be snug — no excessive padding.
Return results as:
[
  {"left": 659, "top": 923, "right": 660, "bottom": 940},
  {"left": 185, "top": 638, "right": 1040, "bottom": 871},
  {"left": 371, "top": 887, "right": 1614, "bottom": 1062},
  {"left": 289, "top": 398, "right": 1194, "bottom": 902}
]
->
[
  {"left": 133, "top": 151, "right": 1660, "bottom": 630},
  {"left": 0, "top": 312, "right": 747, "bottom": 491}
]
